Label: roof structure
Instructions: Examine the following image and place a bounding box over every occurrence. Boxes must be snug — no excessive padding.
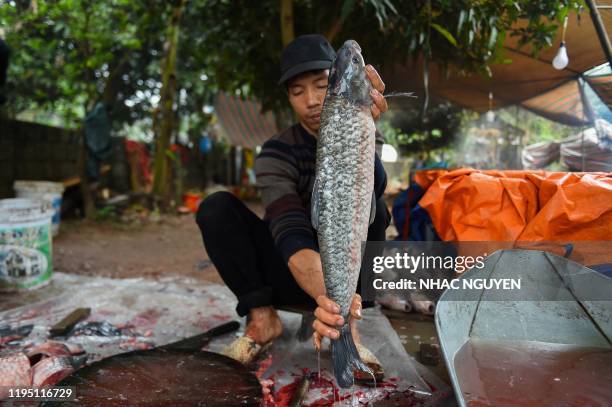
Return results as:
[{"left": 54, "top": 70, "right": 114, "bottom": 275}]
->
[
  {"left": 382, "top": 10, "right": 612, "bottom": 126},
  {"left": 216, "top": 10, "right": 611, "bottom": 147},
  {"left": 214, "top": 92, "right": 278, "bottom": 148}
]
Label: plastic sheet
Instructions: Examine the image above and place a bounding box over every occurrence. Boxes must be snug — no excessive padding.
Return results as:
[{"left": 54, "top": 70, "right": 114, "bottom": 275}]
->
[
  {"left": 520, "top": 120, "right": 611, "bottom": 172},
  {"left": 560, "top": 120, "right": 612, "bottom": 172},
  {"left": 0, "top": 273, "right": 236, "bottom": 362},
  {"left": 205, "top": 309, "right": 447, "bottom": 405},
  {"left": 521, "top": 140, "right": 561, "bottom": 169},
  {"left": 0, "top": 273, "right": 446, "bottom": 405}
]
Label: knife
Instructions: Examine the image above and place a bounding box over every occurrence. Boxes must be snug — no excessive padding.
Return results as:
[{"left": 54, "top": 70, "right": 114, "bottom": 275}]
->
[{"left": 162, "top": 320, "right": 241, "bottom": 352}]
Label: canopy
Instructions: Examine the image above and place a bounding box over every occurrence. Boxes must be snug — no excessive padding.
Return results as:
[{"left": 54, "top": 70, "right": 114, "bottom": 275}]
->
[
  {"left": 383, "top": 10, "right": 612, "bottom": 126},
  {"left": 216, "top": 10, "right": 611, "bottom": 147},
  {"left": 586, "top": 72, "right": 612, "bottom": 110}
]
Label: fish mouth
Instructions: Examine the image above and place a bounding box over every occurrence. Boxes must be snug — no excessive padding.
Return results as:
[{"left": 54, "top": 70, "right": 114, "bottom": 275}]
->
[{"left": 327, "top": 39, "right": 370, "bottom": 105}]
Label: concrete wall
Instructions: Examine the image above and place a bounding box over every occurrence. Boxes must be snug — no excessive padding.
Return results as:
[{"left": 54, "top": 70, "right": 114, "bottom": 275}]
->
[{"left": 0, "top": 119, "right": 81, "bottom": 198}]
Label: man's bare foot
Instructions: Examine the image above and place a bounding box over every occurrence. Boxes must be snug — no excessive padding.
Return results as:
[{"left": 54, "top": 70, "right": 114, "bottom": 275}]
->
[
  {"left": 350, "top": 318, "right": 361, "bottom": 345},
  {"left": 245, "top": 306, "right": 283, "bottom": 345},
  {"left": 351, "top": 319, "right": 383, "bottom": 377}
]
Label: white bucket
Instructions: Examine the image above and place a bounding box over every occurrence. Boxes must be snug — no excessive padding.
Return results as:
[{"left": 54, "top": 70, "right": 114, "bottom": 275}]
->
[
  {"left": 0, "top": 198, "right": 54, "bottom": 291},
  {"left": 14, "top": 180, "right": 65, "bottom": 236}
]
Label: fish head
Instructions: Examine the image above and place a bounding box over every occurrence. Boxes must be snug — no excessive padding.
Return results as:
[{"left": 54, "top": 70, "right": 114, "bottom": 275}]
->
[{"left": 327, "top": 40, "right": 371, "bottom": 107}]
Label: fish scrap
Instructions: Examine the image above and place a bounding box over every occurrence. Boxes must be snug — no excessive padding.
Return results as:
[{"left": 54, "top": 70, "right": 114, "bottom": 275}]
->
[{"left": 0, "top": 341, "right": 87, "bottom": 400}]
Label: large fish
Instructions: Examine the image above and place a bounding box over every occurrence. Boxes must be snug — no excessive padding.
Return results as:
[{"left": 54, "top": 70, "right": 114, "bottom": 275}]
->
[{"left": 311, "top": 39, "right": 376, "bottom": 388}]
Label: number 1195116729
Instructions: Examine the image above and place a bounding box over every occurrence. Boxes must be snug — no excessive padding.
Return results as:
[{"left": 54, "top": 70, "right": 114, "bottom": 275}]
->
[{"left": 4, "top": 386, "right": 76, "bottom": 401}]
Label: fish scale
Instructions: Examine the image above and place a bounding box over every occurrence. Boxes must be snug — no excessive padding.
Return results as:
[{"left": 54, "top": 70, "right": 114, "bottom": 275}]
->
[
  {"left": 311, "top": 39, "right": 376, "bottom": 389},
  {"left": 317, "top": 98, "right": 375, "bottom": 317}
]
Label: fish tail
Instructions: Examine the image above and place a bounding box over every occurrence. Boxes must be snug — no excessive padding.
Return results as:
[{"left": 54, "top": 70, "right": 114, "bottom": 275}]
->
[{"left": 331, "top": 324, "right": 373, "bottom": 388}]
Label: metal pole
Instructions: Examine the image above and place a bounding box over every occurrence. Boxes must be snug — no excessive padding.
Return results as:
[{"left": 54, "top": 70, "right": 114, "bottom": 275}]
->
[
  {"left": 578, "top": 76, "right": 596, "bottom": 125},
  {"left": 577, "top": 77, "right": 594, "bottom": 172},
  {"left": 585, "top": 0, "right": 612, "bottom": 65},
  {"left": 581, "top": 128, "right": 585, "bottom": 172}
]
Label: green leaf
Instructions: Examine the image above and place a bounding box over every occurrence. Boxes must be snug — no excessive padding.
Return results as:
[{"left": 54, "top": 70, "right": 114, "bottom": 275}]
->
[
  {"left": 2, "top": 0, "right": 586, "bottom": 138},
  {"left": 457, "top": 10, "right": 466, "bottom": 33},
  {"left": 409, "top": 36, "right": 417, "bottom": 51},
  {"left": 488, "top": 26, "right": 498, "bottom": 49},
  {"left": 165, "top": 149, "right": 177, "bottom": 161},
  {"left": 383, "top": 0, "right": 397, "bottom": 15},
  {"left": 513, "top": 2, "right": 521, "bottom": 13},
  {"left": 558, "top": 6, "right": 569, "bottom": 23},
  {"left": 431, "top": 23, "right": 458, "bottom": 47}
]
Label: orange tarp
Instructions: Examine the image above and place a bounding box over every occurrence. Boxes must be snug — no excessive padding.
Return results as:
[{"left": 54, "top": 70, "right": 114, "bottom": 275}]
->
[
  {"left": 413, "top": 169, "right": 450, "bottom": 191},
  {"left": 416, "top": 169, "right": 612, "bottom": 242}
]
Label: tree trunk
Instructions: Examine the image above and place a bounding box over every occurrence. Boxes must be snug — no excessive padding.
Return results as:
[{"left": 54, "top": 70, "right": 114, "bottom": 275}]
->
[
  {"left": 280, "top": 0, "right": 294, "bottom": 46},
  {"left": 152, "top": 0, "right": 186, "bottom": 204},
  {"left": 77, "top": 130, "right": 96, "bottom": 219}
]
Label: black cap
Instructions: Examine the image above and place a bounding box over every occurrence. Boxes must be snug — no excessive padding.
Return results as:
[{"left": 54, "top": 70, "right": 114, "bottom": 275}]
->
[{"left": 278, "top": 34, "right": 336, "bottom": 85}]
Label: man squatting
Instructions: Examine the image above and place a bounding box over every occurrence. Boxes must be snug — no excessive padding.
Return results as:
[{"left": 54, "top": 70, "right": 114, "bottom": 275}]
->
[{"left": 196, "top": 34, "right": 389, "bottom": 366}]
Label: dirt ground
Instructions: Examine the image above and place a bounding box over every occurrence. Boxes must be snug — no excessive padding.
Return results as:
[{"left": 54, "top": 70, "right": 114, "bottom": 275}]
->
[
  {"left": 53, "top": 215, "right": 217, "bottom": 282},
  {"left": 53, "top": 199, "right": 397, "bottom": 282},
  {"left": 53, "top": 202, "right": 265, "bottom": 284}
]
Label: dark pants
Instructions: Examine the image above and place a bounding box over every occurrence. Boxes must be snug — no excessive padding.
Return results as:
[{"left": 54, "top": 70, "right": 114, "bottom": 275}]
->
[{"left": 196, "top": 191, "right": 390, "bottom": 316}]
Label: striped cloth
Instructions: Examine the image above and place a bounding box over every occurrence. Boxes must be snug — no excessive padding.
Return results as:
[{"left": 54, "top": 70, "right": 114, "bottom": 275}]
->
[
  {"left": 215, "top": 93, "right": 278, "bottom": 148},
  {"left": 254, "top": 123, "right": 387, "bottom": 263},
  {"left": 586, "top": 74, "right": 612, "bottom": 111}
]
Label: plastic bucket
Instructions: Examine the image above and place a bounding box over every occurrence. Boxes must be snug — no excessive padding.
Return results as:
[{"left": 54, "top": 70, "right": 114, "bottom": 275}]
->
[
  {"left": 0, "top": 198, "right": 54, "bottom": 292},
  {"left": 183, "top": 192, "right": 203, "bottom": 213},
  {"left": 14, "top": 180, "right": 64, "bottom": 236}
]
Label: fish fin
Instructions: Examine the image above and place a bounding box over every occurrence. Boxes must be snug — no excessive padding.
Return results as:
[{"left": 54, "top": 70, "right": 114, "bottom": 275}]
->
[
  {"left": 369, "top": 191, "right": 376, "bottom": 225},
  {"left": 331, "top": 324, "right": 373, "bottom": 388},
  {"left": 311, "top": 177, "right": 321, "bottom": 230}
]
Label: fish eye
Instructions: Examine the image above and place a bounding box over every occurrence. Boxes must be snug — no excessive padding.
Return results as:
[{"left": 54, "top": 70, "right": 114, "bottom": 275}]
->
[{"left": 352, "top": 57, "right": 359, "bottom": 64}]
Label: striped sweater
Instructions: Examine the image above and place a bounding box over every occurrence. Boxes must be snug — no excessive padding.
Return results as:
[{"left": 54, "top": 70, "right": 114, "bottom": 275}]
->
[{"left": 254, "top": 123, "right": 387, "bottom": 263}]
